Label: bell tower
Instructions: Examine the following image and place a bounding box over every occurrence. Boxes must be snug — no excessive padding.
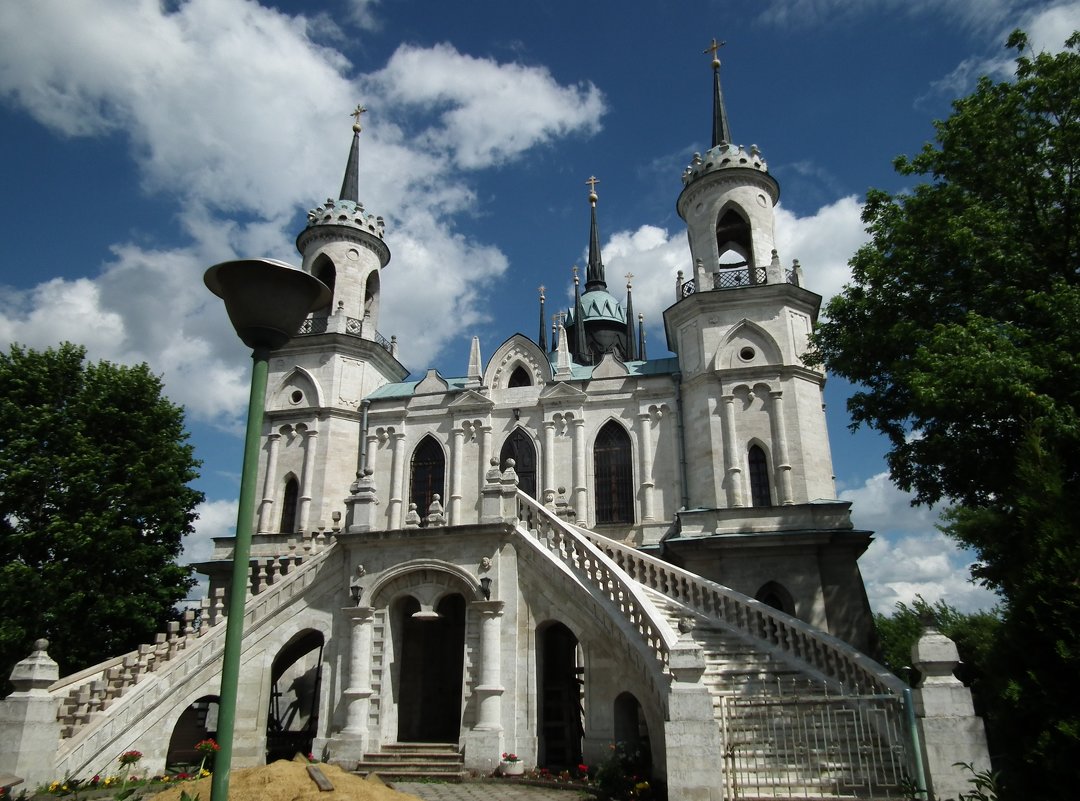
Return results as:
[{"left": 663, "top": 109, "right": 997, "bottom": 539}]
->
[{"left": 251, "top": 107, "right": 407, "bottom": 538}]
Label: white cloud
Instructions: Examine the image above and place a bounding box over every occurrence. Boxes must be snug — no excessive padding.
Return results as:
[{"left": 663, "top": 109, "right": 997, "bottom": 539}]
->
[
  {"left": 760, "top": 0, "right": 1021, "bottom": 31},
  {"left": 184, "top": 497, "right": 238, "bottom": 565},
  {"left": 774, "top": 196, "right": 867, "bottom": 304},
  {"left": 840, "top": 472, "right": 999, "bottom": 613},
  {"left": 0, "top": 0, "right": 605, "bottom": 422}
]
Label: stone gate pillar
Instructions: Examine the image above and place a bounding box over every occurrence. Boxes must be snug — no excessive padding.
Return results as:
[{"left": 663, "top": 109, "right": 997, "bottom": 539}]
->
[
  {"left": 462, "top": 599, "right": 505, "bottom": 771},
  {"left": 0, "top": 640, "right": 60, "bottom": 789},
  {"left": 330, "top": 606, "right": 375, "bottom": 763}
]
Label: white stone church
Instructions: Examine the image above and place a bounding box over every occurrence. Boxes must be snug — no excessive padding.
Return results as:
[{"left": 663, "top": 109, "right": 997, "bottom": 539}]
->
[{"left": 0, "top": 54, "right": 990, "bottom": 801}]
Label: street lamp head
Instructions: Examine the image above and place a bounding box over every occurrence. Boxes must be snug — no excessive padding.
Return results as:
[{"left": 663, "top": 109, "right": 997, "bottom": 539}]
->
[{"left": 204, "top": 258, "right": 332, "bottom": 351}]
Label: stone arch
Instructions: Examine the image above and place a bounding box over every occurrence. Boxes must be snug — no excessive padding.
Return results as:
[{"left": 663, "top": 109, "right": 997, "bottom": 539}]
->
[
  {"left": 716, "top": 319, "right": 783, "bottom": 370},
  {"left": 593, "top": 419, "right": 634, "bottom": 525},
  {"left": 279, "top": 473, "right": 300, "bottom": 533},
  {"left": 266, "top": 628, "right": 325, "bottom": 762},
  {"left": 363, "top": 270, "right": 380, "bottom": 324},
  {"left": 311, "top": 253, "right": 337, "bottom": 303},
  {"left": 484, "top": 334, "right": 553, "bottom": 388},
  {"left": 715, "top": 203, "right": 754, "bottom": 268},
  {"left": 755, "top": 581, "right": 795, "bottom": 615},
  {"left": 270, "top": 366, "right": 324, "bottom": 410},
  {"left": 536, "top": 620, "right": 583, "bottom": 768},
  {"left": 613, "top": 691, "right": 653, "bottom": 779},
  {"left": 368, "top": 559, "right": 484, "bottom": 609},
  {"left": 747, "top": 441, "right": 772, "bottom": 507},
  {"left": 165, "top": 695, "right": 219, "bottom": 768}
]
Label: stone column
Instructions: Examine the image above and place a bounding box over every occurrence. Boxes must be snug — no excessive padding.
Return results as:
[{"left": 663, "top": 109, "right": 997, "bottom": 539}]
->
[
  {"left": 479, "top": 425, "right": 493, "bottom": 478},
  {"left": 449, "top": 426, "right": 465, "bottom": 525},
  {"left": 297, "top": 427, "right": 319, "bottom": 533},
  {"left": 911, "top": 626, "right": 991, "bottom": 801},
  {"left": 572, "top": 417, "right": 587, "bottom": 524},
  {"left": 258, "top": 431, "right": 282, "bottom": 532},
  {"left": 720, "top": 395, "right": 744, "bottom": 507},
  {"left": 664, "top": 628, "right": 725, "bottom": 800},
  {"left": 0, "top": 640, "right": 60, "bottom": 789},
  {"left": 364, "top": 431, "right": 378, "bottom": 473},
  {"left": 463, "top": 600, "right": 505, "bottom": 772},
  {"left": 331, "top": 606, "right": 375, "bottom": 762},
  {"left": 768, "top": 390, "right": 793, "bottom": 505},
  {"left": 637, "top": 412, "right": 655, "bottom": 522},
  {"left": 388, "top": 430, "right": 406, "bottom": 529},
  {"left": 542, "top": 420, "right": 556, "bottom": 499}
]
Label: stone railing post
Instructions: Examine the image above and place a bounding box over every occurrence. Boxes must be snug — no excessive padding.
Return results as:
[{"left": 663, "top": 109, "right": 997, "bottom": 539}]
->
[
  {"left": 911, "top": 625, "right": 991, "bottom": 801},
  {"left": 0, "top": 639, "right": 61, "bottom": 788},
  {"left": 345, "top": 469, "right": 379, "bottom": 533},
  {"left": 481, "top": 458, "right": 503, "bottom": 523},
  {"left": 663, "top": 624, "right": 724, "bottom": 801},
  {"left": 499, "top": 459, "right": 520, "bottom": 522}
]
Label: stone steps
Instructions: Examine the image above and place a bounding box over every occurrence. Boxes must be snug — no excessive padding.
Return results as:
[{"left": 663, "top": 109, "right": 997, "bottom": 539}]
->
[{"left": 353, "top": 742, "right": 465, "bottom": 782}]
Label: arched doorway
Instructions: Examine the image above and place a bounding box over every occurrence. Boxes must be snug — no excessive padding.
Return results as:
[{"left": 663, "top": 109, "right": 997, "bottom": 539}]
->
[
  {"left": 266, "top": 630, "right": 324, "bottom": 762},
  {"left": 396, "top": 594, "right": 466, "bottom": 742},
  {"left": 409, "top": 436, "right": 446, "bottom": 525},
  {"left": 614, "top": 691, "right": 653, "bottom": 778},
  {"left": 538, "top": 622, "right": 583, "bottom": 769},
  {"left": 500, "top": 427, "right": 537, "bottom": 498},
  {"left": 594, "top": 421, "right": 633, "bottom": 524},
  {"left": 166, "top": 695, "right": 219, "bottom": 768}
]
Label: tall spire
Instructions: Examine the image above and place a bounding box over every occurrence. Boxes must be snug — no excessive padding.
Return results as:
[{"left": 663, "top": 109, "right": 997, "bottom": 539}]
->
[
  {"left": 624, "top": 274, "right": 638, "bottom": 361},
  {"left": 585, "top": 176, "right": 607, "bottom": 292},
  {"left": 638, "top": 313, "right": 647, "bottom": 360},
  {"left": 573, "top": 265, "right": 588, "bottom": 364},
  {"left": 538, "top": 285, "right": 548, "bottom": 351},
  {"left": 339, "top": 104, "right": 366, "bottom": 202},
  {"left": 705, "top": 38, "right": 731, "bottom": 148}
]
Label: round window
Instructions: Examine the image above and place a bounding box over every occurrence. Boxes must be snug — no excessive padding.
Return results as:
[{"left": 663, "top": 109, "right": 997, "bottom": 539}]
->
[
  {"left": 739, "top": 347, "right": 756, "bottom": 362},
  {"left": 290, "top": 390, "right": 304, "bottom": 404}
]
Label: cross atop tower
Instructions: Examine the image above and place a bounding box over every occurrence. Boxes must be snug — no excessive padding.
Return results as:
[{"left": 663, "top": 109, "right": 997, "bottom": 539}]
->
[
  {"left": 586, "top": 175, "right": 600, "bottom": 205},
  {"left": 704, "top": 38, "right": 725, "bottom": 69},
  {"left": 351, "top": 104, "right": 367, "bottom": 133}
]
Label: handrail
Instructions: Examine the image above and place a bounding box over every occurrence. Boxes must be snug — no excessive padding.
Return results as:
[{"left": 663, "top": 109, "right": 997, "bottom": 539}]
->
[
  {"left": 515, "top": 491, "right": 678, "bottom": 666},
  {"left": 53, "top": 543, "right": 338, "bottom": 776},
  {"left": 576, "top": 525, "right": 906, "bottom": 697}
]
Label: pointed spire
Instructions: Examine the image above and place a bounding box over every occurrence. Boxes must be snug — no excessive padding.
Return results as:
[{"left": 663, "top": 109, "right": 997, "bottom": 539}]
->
[
  {"left": 585, "top": 176, "right": 607, "bottom": 292},
  {"left": 638, "top": 313, "right": 647, "bottom": 360},
  {"left": 555, "top": 322, "right": 572, "bottom": 380},
  {"left": 465, "top": 335, "right": 482, "bottom": 388},
  {"left": 624, "top": 274, "right": 638, "bottom": 361},
  {"left": 704, "top": 38, "right": 731, "bottom": 148},
  {"left": 572, "top": 265, "right": 588, "bottom": 364},
  {"left": 339, "top": 104, "right": 367, "bottom": 202},
  {"left": 538, "top": 285, "right": 548, "bottom": 351}
]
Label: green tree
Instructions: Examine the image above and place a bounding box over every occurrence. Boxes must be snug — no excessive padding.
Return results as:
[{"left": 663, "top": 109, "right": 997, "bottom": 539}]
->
[
  {"left": 811, "top": 32, "right": 1080, "bottom": 797},
  {"left": 0, "top": 343, "right": 202, "bottom": 685}
]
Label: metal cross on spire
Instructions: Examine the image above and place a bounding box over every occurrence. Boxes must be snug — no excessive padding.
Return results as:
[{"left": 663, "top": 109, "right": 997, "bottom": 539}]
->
[
  {"left": 351, "top": 104, "right": 367, "bottom": 132},
  {"left": 625, "top": 272, "right": 634, "bottom": 288},
  {"left": 704, "top": 38, "right": 726, "bottom": 68},
  {"left": 585, "top": 175, "right": 600, "bottom": 204}
]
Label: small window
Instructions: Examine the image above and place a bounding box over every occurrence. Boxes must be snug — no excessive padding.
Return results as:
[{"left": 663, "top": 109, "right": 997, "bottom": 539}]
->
[
  {"left": 594, "top": 422, "right": 633, "bottom": 524},
  {"left": 279, "top": 476, "right": 299, "bottom": 533},
  {"left": 508, "top": 366, "right": 532, "bottom": 387},
  {"left": 748, "top": 445, "right": 771, "bottom": 507}
]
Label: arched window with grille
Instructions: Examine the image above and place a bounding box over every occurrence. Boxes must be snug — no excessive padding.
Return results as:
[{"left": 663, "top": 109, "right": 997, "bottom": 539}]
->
[
  {"left": 409, "top": 436, "right": 445, "bottom": 525},
  {"left": 748, "top": 444, "right": 771, "bottom": 507},
  {"left": 594, "top": 421, "right": 633, "bottom": 524},
  {"left": 279, "top": 475, "right": 299, "bottom": 533},
  {"left": 500, "top": 427, "right": 537, "bottom": 498}
]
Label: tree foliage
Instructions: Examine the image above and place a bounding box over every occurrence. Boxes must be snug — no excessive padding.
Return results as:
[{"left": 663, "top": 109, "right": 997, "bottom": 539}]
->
[
  {"left": 0, "top": 343, "right": 202, "bottom": 684},
  {"left": 811, "top": 32, "right": 1080, "bottom": 797}
]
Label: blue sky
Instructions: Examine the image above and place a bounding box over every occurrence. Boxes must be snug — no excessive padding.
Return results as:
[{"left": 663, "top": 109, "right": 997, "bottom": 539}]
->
[{"left": 2, "top": 0, "right": 1076, "bottom": 613}]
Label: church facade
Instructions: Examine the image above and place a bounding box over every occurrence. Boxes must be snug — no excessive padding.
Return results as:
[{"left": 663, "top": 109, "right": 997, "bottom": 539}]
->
[{"left": 0, "top": 55, "right": 992, "bottom": 801}]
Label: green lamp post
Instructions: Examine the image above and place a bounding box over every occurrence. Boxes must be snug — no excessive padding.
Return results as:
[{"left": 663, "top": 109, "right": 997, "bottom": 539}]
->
[{"left": 203, "top": 258, "right": 330, "bottom": 801}]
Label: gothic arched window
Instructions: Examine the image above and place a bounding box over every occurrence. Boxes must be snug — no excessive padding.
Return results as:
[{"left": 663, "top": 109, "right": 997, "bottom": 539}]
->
[
  {"left": 312, "top": 255, "right": 336, "bottom": 301},
  {"left": 500, "top": 427, "right": 537, "bottom": 498},
  {"left": 279, "top": 475, "right": 299, "bottom": 533},
  {"left": 508, "top": 365, "right": 531, "bottom": 387},
  {"left": 756, "top": 581, "right": 795, "bottom": 616},
  {"left": 748, "top": 445, "right": 771, "bottom": 507},
  {"left": 594, "top": 421, "right": 633, "bottom": 524},
  {"left": 715, "top": 207, "right": 753, "bottom": 268},
  {"left": 409, "top": 436, "right": 445, "bottom": 525}
]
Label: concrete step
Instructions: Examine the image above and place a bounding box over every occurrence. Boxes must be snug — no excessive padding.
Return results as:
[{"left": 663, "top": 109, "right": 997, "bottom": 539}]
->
[{"left": 354, "top": 742, "right": 465, "bottom": 783}]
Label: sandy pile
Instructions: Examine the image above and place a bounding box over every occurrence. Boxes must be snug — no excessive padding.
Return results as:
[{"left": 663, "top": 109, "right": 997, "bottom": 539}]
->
[{"left": 146, "top": 757, "right": 421, "bottom": 801}]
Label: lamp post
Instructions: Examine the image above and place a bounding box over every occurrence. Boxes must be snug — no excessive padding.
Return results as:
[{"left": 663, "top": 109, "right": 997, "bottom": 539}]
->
[{"left": 203, "top": 258, "right": 330, "bottom": 801}]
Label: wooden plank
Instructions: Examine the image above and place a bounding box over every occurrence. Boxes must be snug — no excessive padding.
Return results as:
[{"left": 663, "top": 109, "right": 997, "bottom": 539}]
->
[{"left": 306, "top": 764, "right": 334, "bottom": 792}]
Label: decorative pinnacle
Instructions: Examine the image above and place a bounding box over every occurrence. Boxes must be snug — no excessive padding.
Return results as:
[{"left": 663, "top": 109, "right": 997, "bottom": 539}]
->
[
  {"left": 585, "top": 175, "right": 599, "bottom": 205},
  {"left": 539, "top": 284, "right": 546, "bottom": 300},
  {"left": 351, "top": 104, "right": 367, "bottom": 133},
  {"left": 572, "top": 264, "right": 579, "bottom": 285},
  {"left": 704, "top": 38, "right": 725, "bottom": 69},
  {"left": 625, "top": 272, "right": 634, "bottom": 289}
]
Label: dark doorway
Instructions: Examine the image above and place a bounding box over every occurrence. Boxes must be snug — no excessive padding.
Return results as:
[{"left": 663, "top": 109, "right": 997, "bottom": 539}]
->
[
  {"left": 167, "top": 695, "right": 219, "bottom": 768},
  {"left": 397, "top": 594, "right": 466, "bottom": 743},
  {"left": 538, "top": 622, "right": 583, "bottom": 769},
  {"left": 409, "top": 436, "right": 445, "bottom": 525},
  {"left": 594, "top": 421, "right": 633, "bottom": 524},
  {"left": 500, "top": 427, "right": 538, "bottom": 498},
  {"left": 266, "top": 630, "right": 323, "bottom": 762},
  {"left": 614, "top": 691, "right": 653, "bottom": 778}
]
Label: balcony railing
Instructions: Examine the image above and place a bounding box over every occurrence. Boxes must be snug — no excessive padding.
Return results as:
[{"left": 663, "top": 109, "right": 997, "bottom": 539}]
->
[
  {"left": 296, "top": 314, "right": 394, "bottom": 354},
  {"left": 678, "top": 262, "right": 803, "bottom": 299}
]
